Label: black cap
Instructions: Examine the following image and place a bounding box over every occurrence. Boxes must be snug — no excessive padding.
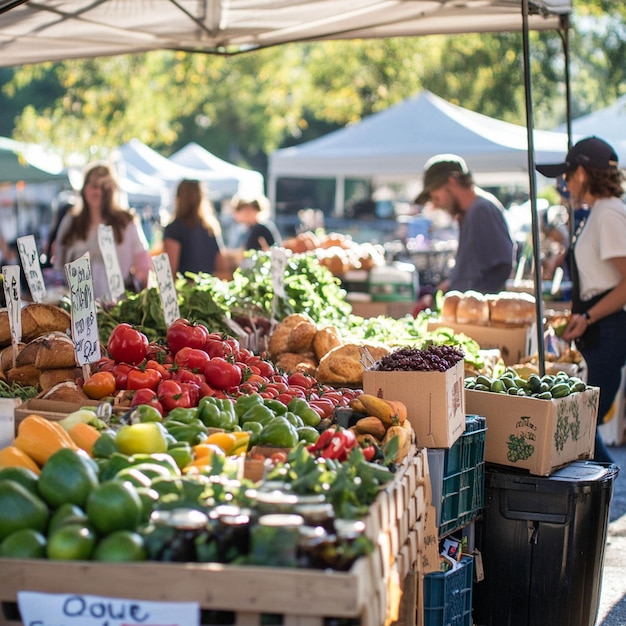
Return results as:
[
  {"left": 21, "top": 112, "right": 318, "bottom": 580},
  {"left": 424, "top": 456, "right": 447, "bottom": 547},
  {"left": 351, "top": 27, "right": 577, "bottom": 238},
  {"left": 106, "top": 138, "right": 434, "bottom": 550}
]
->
[
  {"left": 415, "top": 154, "right": 469, "bottom": 204},
  {"left": 536, "top": 136, "right": 619, "bottom": 178}
]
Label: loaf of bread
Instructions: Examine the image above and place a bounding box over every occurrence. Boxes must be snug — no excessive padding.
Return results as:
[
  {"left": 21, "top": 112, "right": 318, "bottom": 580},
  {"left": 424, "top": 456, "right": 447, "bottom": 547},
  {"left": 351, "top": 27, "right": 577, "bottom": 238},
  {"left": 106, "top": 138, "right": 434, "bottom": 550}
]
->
[
  {"left": 441, "top": 291, "right": 463, "bottom": 323},
  {"left": 39, "top": 367, "right": 83, "bottom": 392},
  {"left": 312, "top": 326, "right": 342, "bottom": 361},
  {"left": 6, "top": 364, "right": 41, "bottom": 388},
  {"left": 489, "top": 292, "right": 536, "bottom": 326},
  {"left": 40, "top": 381, "right": 89, "bottom": 403},
  {"left": 0, "top": 304, "right": 71, "bottom": 348},
  {"left": 316, "top": 343, "right": 390, "bottom": 386},
  {"left": 455, "top": 291, "right": 490, "bottom": 325},
  {"left": 268, "top": 313, "right": 316, "bottom": 357},
  {"left": 275, "top": 351, "right": 318, "bottom": 375}
]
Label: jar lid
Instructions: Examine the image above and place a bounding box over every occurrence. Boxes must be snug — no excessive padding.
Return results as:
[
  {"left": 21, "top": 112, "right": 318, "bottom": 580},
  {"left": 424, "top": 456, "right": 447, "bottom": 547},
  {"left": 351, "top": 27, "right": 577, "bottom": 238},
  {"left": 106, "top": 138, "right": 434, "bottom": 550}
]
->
[
  {"left": 258, "top": 513, "right": 305, "bottom": 528},
  {"left": 151, "top": 508, "right": 209, "bottom": 530}
]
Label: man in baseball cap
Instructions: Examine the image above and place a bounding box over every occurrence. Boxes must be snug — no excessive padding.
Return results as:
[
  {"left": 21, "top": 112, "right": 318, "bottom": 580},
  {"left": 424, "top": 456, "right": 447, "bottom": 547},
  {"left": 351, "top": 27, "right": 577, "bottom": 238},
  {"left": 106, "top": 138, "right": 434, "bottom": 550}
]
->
[
  {"left": 413, "top": 153, "right": 514, "bottom": 301},
  {"left": 536, "top": 136, "right": 619, "bottom": 178}
]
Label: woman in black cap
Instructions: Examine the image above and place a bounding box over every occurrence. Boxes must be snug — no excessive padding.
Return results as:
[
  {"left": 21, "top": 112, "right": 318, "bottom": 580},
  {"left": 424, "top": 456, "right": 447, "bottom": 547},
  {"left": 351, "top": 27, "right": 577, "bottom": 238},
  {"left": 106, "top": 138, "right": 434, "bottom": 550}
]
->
[{"left": 536, "top": 136, "right": 626, "bottom": 464}]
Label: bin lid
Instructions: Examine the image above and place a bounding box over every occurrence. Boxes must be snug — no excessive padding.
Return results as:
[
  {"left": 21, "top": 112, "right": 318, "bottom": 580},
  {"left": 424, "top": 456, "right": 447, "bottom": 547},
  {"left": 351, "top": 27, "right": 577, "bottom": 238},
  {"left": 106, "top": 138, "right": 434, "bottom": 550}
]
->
[{"left": 549, "top": 460, "right": 618, "bottom": 484}]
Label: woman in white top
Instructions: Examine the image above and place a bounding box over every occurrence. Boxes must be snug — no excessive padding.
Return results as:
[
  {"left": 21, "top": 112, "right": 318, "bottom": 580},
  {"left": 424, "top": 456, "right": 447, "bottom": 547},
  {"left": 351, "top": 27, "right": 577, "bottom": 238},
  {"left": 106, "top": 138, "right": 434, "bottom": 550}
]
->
[
  {"left": 537, "top": 136, "right": 626, "bottom": 464},
  {"left": 53, "top": 162, "right": 151, "bottom": 301}
]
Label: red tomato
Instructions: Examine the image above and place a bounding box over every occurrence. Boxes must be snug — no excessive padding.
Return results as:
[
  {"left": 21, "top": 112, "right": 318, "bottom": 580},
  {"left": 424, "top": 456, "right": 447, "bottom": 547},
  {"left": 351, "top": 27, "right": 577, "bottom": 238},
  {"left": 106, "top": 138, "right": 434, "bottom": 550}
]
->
[
  {"left": 111, "top": 363, "right": 133, "bottom": 389},
  {"left": 204, "top": 334, "right": 240, "bottom": 359},
  {"left": 130, "top": 388, "right": 164, "bottom": 415},
  {"left": 166, "top": 318, "right": 209, "bottom": 354},
  {"left": 287, "top": 385, "right": 307, "bottom": 399},
  {"left": 309, "top": 398, "right": 336, "bottom": 419},
  {"left": 267, "top": 381, "right": 289, "bottom": 395},
  {"left": 146, "top": 359, "right": 171, "bottom": 380},
  {"left": 204, "top": 357, "right": 243, "bottom": 390},
  {"left": 171, "top": 368, "right": 206, "bottom": 386},
  {"left": 126, "top": 366, "right": 163, "bottom": 391},
  {"left": 145, "top": 342, "right": 173, "bottom": 364},
  {"left": 94, "top": 357, "right": 116, "bottom": 373},
  {"left": 107, "top": 323, "right": 149, "bottom": 365},
  {"left": 158, "top": 379, "right": 193, "bottom": 413},
  {"left": 288, "top": 372, "right": 314, "bottom": 389},
  {"left": 179, "top": 381, "right": 200, "bottom": 407},
  {"left": 276, "top": 392, "right": 295, "bottom": 405},
  {"left": 174, "top": 347, "right": 210, "bottom": 372}
]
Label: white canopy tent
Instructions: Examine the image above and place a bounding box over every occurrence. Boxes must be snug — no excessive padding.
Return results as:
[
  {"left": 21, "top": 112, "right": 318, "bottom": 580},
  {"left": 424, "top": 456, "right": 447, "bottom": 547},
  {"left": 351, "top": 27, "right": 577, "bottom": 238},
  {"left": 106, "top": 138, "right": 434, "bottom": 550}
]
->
[
  {"left": 268, "top": 90, "right": 571, "bottom": 213},
  {"left": 0, "top": 1, "right": 571, "bottom": 67},
  {"left": 170, "top": 142, "right": 265, "bottom": 200}
]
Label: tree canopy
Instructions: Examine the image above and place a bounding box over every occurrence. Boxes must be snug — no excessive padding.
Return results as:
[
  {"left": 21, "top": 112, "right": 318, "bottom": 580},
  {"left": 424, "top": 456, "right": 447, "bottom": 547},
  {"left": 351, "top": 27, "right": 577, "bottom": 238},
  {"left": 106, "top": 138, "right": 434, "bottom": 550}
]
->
[{"left": 0, "top": 0, "right": 623, "bottom": 174}]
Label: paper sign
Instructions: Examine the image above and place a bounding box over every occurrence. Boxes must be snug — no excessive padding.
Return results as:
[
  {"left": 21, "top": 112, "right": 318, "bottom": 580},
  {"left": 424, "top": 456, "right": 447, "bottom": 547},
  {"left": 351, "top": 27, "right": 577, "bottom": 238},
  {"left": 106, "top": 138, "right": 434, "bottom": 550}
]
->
[
  {"left": 64, "top": 253, "right": 101, "bottom": 366},
  {"left": 151, "top": 252, "right": 180, "bottom": 327},
  {"left": 17, "top": 234, "right": 46, "bottom": 303},
  {"left": 97, "top": 224, "right": 125, "bottom": 302},
  {"left": 2, "top": 265, "right": 22, "bottom": 363},
  {"left": 269, "top": 248, "right": 288, "bottom": 298},
  {"left": 18, "top": 591, "right": 199, "bottom": 626}
]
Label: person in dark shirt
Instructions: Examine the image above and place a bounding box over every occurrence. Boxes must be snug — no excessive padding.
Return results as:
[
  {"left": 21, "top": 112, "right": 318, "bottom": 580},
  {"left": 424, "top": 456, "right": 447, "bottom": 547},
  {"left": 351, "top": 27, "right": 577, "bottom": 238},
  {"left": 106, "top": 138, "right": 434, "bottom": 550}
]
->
[
  {"left": 232, "top": 194, "right": 281, "bottom": 251},
  {"left": 163, "top": 180, "right": 227, "bottom": 277},
  {"left": 414, "top": 154, "right": 514, "bottom": 310}
]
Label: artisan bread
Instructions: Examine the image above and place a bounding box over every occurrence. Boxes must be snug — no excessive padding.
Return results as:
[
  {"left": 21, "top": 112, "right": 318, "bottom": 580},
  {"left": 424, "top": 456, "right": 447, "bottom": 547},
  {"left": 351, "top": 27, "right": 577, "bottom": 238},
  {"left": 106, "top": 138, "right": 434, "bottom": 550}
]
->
[
  {"left": 275, "top": 352, "right": 318, "bottom": 375},
  {"left": 0, "top": 304, "right": 71, "bottom": 348},
  {"left": 312, "top": 326, "right": 342, "bottom": 361},
  {"left": 268, "top": 313, "right": 316, "bottom": 357},
  {"left": 40, "top": 381, "right": 89, "bottom": 403},
  {"left": 441, "top": 291, "right": 463, "bottom": 323},
  {"left": 488, "top": 292, "right": 536, "bottom": 326},
  {"left": 316, "top": 343, "right": 390, "bottom": 386},
  {"left": 34, "top": 333, "right": 77, "bottom": 370},
  {"left": 455, "top": 291, "right": 490, "bottom": 325},
  {"left": 6, "top": 364, "right": 41, "bottom": 388},
  {"left": 0, "top": 343, "right": 24, "bottom": 371},
  {"left": 286, "top": 319, "right": 316, "bottom": 353},
  {"left": 39, "top": 367, "right": 82, "bottom": 392}
]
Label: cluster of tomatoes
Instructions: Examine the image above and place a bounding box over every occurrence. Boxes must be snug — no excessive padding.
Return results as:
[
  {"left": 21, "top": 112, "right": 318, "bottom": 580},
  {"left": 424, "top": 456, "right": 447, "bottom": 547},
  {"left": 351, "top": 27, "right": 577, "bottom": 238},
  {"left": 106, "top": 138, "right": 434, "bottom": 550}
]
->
[{"left": 86, "top": 319, "right": 359, "bottom": 419}]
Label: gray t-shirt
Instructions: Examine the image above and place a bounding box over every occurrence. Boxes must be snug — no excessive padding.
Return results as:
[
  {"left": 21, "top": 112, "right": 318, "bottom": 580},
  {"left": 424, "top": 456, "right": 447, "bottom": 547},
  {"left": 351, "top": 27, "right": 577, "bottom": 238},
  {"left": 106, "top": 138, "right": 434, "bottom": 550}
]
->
[{"left": 448, "top": 195, "right": 514, "bottom": 294}]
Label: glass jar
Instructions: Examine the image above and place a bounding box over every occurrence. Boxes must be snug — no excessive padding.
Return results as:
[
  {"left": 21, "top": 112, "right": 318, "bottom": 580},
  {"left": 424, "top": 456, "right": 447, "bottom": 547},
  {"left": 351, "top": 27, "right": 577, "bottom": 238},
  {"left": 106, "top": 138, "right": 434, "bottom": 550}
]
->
[
  {"left": 250, "top": 513, "right": 304, "bottom": 567},
  {"left": 148, "top": 508, "right": 210, "bottom": 562}
]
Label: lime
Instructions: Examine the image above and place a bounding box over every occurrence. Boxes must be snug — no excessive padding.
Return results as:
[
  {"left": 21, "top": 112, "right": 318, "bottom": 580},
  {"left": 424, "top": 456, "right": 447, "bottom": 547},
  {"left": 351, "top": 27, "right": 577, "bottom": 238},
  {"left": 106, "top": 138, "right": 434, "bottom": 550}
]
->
[
  {"left": 0, "top": 528, "right": 47, "bottom": 558},
  {"left": 37, "top": 448, "right": 99, "bottom": 509},
  {"left": 46, "top": 523, "right": 96, "bottom": 560},
  {"left": 93, "top": 530, "right": 147, "bottom": 562},
  {"left": 0, "top": 480, "right": 49, "bottom": 541},
  {"left": 48, "top": 503, "right": 88, "bottom": 535},
  {"left": 86, "top": 480, "right": 142, "bottom": 534},
  {"left": 0, "top": 467, "right": 39, "bottom": 495}
]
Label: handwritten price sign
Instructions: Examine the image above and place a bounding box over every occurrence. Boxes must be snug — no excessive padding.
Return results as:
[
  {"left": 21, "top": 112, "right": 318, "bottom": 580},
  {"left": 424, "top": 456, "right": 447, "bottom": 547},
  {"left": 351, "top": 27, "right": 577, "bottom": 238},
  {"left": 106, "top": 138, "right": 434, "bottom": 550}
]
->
[
  {"left": 97, "top": 224, "right": 125, "bottom": 302},
  {"left": 2, "top": 265, "right": 22, "bottom": 348},
  {"left": 17, "top": 234, "right": 46, "bottom": 303},
  {"left": 18, "top": 591, "right": 199, "bottom": 626},
  {"left": 151, "top": 252, "right": 180, "bottom": 327},
  {"left": 64, "top": 253, "right": 101, "bottom": 366}
]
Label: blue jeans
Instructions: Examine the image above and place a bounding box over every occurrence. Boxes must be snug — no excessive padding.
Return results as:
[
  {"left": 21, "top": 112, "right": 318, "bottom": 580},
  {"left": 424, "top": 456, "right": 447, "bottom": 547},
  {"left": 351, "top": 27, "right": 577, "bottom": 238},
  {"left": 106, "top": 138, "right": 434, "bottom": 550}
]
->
[{"left": 578, "top": 310, "right": 626, "bottom": 464}]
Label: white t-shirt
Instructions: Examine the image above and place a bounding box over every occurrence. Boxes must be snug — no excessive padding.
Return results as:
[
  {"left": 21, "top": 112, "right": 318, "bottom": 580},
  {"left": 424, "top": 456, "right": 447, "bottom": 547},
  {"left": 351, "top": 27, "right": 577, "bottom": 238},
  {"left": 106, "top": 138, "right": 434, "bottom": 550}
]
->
[{"left": 575, "top": 196, "right": 626, "bottom": 306}]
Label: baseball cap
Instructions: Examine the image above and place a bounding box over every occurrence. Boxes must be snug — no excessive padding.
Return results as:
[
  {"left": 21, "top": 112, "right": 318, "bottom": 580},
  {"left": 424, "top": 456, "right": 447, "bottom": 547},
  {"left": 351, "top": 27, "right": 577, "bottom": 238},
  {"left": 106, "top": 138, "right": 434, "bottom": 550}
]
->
[
  {"left": 535, "top": 136, "right": 619, "bottom": 178},
  {"left": 415, "top": 154, "right": 469, "bottom": 204}
]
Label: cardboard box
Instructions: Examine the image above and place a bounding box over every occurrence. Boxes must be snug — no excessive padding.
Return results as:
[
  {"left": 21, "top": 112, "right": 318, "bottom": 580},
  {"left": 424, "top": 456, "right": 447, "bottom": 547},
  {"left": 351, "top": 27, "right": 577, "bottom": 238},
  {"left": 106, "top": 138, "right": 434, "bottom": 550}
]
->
[
  {"left": 428, "top": 320, "right": 534, "bottom": 365},
  {"left": 363, "top": 360, "right": 466, "bottom": 448},
  {"left": 466, "top": 387, "right": 599, "bottom": 476}
]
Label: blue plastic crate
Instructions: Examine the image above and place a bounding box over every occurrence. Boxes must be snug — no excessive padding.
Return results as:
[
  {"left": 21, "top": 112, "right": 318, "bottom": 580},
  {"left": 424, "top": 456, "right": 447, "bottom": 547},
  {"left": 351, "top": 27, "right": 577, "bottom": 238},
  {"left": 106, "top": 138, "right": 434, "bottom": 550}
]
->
[
  {"left": 428, "top": 415, "right": 486, "bottom": 536},
  {"left": 423, "top": 555, "right": 474, "bottom": 626}
]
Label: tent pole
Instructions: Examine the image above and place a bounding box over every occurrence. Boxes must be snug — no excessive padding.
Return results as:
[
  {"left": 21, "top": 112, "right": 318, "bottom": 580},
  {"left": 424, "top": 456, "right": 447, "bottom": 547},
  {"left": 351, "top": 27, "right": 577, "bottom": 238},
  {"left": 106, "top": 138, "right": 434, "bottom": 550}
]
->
[
  {"left": 335, "top": 176, "right": 345, "bottom": 216},
  {"left": 562, "top": 12, "right": 573, "bottom": 150},
  {"left": 521, "top": 0, "right": 546, "bottom": 376}
]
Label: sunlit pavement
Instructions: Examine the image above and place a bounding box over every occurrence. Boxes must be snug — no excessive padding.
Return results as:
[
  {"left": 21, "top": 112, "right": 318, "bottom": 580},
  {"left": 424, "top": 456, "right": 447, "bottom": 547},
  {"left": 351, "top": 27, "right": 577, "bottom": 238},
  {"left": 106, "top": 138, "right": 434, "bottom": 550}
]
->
[{"left": 597, "top": 443, "right": 626, "bottom": 626}]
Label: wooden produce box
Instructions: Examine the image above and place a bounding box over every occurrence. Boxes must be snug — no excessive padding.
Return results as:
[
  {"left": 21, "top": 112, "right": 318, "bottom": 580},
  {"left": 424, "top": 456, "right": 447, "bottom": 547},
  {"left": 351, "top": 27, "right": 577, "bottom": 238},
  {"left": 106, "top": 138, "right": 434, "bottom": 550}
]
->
[
  {"left": 363, "top": 361, "right": 466, "bottom": 448},
  {"left": 466, "top": 387, "right": 599, "bottom": 476},
  {"left": 0, "top": 447, "right": 429, "bottom": 626},
  {"left": 13, "top": 398, "right": 126, "bottom": 429},
  {"left": 427, "top": 320, "right": 534, "bottom": 366}
]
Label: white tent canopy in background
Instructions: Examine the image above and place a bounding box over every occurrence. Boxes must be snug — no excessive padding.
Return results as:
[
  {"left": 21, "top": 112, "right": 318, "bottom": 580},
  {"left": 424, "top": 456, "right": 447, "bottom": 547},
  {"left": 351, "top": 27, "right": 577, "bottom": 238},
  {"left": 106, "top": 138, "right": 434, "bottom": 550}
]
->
[
  {"left": 112, "top": 139, "right": 264, "bottom": 208},
  {"left": 268, "top": 90, "right": 571, "bottom": 213},
  {"left": 555, "top": 95, "right": 626, "bottom": 163},
  {"left": 170, "top": 143, "right": 264, "bottom": 200}
]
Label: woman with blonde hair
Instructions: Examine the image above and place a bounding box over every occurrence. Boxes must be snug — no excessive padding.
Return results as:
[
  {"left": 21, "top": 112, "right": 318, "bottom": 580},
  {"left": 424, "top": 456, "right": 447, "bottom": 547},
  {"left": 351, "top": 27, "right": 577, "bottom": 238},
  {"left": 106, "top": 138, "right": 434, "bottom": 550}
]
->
[
  {"left": 163, "top": 179, "right": 226, "bottom": 276},
  {"left": 53, "top": 162, "right": 151, "bottom": 300}
]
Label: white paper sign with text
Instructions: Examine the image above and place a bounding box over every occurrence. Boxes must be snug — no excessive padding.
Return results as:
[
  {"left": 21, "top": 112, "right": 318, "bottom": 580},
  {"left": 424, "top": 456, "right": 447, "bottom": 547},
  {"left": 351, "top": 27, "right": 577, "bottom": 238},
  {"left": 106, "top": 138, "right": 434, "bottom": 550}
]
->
[
  {"left": 64, "top": 253, "right": 101, "bottom": 366},
  {"left": 18, "top": 591, "right": 199, "bottom": 626},
  {"left": 17, "top": 234, "right": 46, "bottom": 303},
  {"left": 97, "top": 224, "right": 125, "bottom": 302},
  {"left": 2, "top": 265, "right": 21, "bottom": 346},
  {"left": 151, "top": 252, "right": 180, "bottom": 327}
]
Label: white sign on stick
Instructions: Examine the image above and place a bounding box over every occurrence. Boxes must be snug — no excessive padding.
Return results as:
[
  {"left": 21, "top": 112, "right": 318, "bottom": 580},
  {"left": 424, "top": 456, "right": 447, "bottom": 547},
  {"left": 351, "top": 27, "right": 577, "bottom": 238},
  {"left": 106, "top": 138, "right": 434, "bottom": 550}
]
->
[
  {"left": 151, "top": 252, "right": 180, "bottom": 327},
  {"left": 18, "top": 591, "right": 199, "bottom": 626},
  {"left": 97, "top": 224, "right": 125, "bottom": 302},
  {"left": 2, "top": 265, "right": 22, "bottom": 365},
  {"left": 17, "top": 234, "right": 46, "bottom": 303},
  {"left": 64, "top": 253, "right": 101, "bottom": 366}
]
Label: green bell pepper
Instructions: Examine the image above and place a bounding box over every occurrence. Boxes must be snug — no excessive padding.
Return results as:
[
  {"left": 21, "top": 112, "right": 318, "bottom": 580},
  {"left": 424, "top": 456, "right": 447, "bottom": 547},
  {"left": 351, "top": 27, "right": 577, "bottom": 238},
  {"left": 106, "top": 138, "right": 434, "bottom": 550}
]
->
[
  {"left": 167, "top": 443, "right": 194, "bottom": 470},
  {"left": 258, "top": 417, "right": 299, "bottom": 448},
  {"left": 284, "top": 411, "right": 305, "bottom": 429},
  {"left": 165, "top": 406, "right": 199, "bottom": 424},
  {"left": 134, "top": 404, "right": 164, "bottom": 423},
  {"left": 240, "top": 403, "right": 276, "bottom": 427},
  {"left": 288, "top": 397, "right": 322, "bottom": 428},
  {"left": 99, "top": 452, "right": 132, "bottom": 481},
  {"left": 91, "top": 430, "right": 119, "bottom": 459},
  {"left": 263, "top": 398, "right": 288, "bottom": 415},
  {"left": 198, "top": 396, "right": 238, "bottom": 430},
  {"left": 164, "top": 419, "right": 208, "bottom": 445},
  {"left": 234, "top": 392, "right": 264, "bottom": 419}
]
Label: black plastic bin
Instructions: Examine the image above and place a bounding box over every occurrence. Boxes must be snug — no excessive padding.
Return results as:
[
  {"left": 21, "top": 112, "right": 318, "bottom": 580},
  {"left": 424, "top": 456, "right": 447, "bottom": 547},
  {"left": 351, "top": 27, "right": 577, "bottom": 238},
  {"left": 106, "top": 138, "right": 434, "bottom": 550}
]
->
[{"left": 473, "top": 461, "right": 619, "bottom": 626}]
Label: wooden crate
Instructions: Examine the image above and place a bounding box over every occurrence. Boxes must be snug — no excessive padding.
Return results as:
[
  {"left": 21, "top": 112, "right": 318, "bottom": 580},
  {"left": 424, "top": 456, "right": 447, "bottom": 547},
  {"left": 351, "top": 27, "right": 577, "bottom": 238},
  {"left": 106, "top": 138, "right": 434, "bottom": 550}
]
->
[{"left": 0, "top": 447, "right": 428, "bottom": 626}]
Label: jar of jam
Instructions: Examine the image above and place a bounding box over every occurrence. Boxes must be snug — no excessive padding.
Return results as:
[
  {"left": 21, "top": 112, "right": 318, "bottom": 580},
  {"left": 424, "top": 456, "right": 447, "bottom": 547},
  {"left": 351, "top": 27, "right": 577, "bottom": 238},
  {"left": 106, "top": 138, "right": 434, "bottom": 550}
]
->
[
  {"left": 147, "top": 508, "right": 210, "bottom": 562},
  {"left": 294, "top": 502, "right": 335, "bottom": 535},
  {"left": 209, "top": 505, "right": 251, "bottom": 563},
  {"left": 297, "top": 525, "right": 338, "bottom": 570},
  {"left": 250, "top": 513, "right": 304, "bottom": 567}
]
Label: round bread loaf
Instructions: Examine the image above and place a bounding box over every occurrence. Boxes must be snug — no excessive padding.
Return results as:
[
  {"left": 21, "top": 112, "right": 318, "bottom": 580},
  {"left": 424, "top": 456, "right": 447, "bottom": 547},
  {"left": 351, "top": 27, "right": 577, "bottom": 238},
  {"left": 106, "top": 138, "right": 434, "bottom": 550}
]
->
[
  {"left": 455, "top": 291, "right": 490, "bottom": 325},
  {"left": 489, "top": 292, "right": 536, "bottom": 326},
  {"left": 312, "top": 326, "right": 342, "bottom": 361}
]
